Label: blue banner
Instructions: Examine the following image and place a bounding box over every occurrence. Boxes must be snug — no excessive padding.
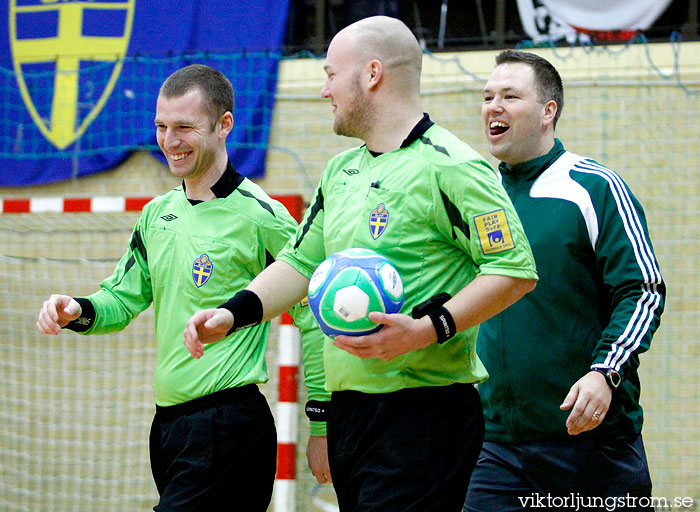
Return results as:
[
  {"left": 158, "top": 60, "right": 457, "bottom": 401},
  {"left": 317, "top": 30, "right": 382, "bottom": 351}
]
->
[{"left": 0, "top": 0, "right": 289, "bottom": 186}]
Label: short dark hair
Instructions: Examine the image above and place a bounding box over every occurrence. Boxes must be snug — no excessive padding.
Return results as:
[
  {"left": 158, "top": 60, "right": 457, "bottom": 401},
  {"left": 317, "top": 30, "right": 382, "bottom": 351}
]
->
[
  {"left": 160, "top": 64, "right": 234, "bottom": 129},
  {"left": 495, "top": 50, "right": 564, "bottom": 128}
]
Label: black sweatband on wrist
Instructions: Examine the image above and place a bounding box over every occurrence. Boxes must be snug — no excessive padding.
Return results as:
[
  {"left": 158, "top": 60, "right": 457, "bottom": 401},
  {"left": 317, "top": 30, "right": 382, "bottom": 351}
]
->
[
  {"left": 63, "top": 297, "right": 95, "bottom": 333},
  {"left": 410, "top": 292, "right": 455, "bottom": 344},
  {"left": 411, "top": 292, "right": 451, "bottom": 319},
  {"left": 218, "top": 289, "right": 263, "bottom": 336},
  {"left": 305, "top": 400, "right": 328, "bottom": 422},
  {"left": 428, "top": 306, "right": 456, "bottom": 344}
]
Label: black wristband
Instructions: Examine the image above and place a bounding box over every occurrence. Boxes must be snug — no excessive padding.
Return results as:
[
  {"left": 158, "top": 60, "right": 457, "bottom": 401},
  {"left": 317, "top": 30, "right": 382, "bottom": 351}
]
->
[
  {"left": 63, "top": 298, "right": 96, "bottom": 333},
  {"left": 411, "top": 292, "right": 451, "bottom": 319},
  {"left": 305, "top": 400, "right": 328, "bottom": 422},
  {"left": 411, "top": 292, "right": 456, "bottom": 344},
  {"left": 218, "top": 290, "right": 263, "bottom": 336},
  {"left": 428, "top": 306, "right": 456, "bottom": 344}
]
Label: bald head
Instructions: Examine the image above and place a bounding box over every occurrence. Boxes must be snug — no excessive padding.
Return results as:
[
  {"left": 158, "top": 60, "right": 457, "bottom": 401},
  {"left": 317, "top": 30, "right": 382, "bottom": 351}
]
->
[
  {"left": 332, "top": 16, "right": 423, "bottom": 95},
  {"left": 322, "top": 16, "right": 425, "bottom": 148}
]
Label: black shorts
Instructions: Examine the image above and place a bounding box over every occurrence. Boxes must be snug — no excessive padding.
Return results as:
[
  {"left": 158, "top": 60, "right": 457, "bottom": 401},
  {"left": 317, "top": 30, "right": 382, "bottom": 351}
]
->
[
  {"left": 328, "top": 383, "right": 484, "bottom": 512},
  {"left": 464, "top": 435, "right": 652, "bottom": 512},
  {"left": 149, "top": 385, "right": 277, "bottom": 512}
]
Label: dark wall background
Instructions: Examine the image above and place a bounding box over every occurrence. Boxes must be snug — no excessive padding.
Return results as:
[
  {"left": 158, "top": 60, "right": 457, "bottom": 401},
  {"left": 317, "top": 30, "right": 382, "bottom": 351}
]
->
[{"left": 284, "top": 0, "right": 697, "bottom": 54}]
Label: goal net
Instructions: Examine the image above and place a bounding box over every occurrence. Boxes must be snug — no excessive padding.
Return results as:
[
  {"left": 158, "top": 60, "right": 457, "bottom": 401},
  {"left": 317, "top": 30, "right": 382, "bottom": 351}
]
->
[
  {"left": 2, "top": 212, "right": 159, "bottom": 510},
  {"left": 0, "top": 210, "right": 320, "bottom": 511}
]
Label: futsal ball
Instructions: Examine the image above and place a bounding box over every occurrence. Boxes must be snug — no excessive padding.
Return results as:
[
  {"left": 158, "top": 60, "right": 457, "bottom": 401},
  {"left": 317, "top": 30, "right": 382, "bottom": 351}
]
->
[{"left": 308, "top": 248, "right": 405, "bottom": 337}]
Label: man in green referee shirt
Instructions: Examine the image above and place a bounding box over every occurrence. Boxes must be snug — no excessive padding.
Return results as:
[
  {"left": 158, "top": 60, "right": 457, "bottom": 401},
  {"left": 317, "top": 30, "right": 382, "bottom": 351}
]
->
[
  {"left": 184, "top": 17, "right": 538, "bottom": 512},
  {"left": 36, "top": 64, "right": 329, "bottom": 511}
]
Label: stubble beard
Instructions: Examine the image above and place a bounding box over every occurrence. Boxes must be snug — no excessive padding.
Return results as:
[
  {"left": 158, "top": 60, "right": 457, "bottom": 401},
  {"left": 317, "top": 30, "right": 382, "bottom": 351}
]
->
[{"left": 334, "top": 77, "right": 374, "bottom": 140}]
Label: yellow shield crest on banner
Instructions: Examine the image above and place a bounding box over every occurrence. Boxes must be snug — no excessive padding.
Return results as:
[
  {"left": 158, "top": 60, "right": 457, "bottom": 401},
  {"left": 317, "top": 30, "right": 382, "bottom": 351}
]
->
[{"left": 9, "top": 0, "right": 135, "bottom": 150}]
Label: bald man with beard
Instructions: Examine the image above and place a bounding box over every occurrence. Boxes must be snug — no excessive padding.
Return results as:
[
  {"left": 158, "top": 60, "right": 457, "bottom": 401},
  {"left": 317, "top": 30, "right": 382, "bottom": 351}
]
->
[{"left": 184, "top": 16, "right": 538, "bottom": 511}]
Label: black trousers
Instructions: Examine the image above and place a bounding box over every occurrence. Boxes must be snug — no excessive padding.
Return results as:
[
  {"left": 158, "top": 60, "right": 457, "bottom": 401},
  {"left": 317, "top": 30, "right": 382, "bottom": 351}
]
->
[
  {"left": 328, "top": 383, "right": 484, "bottom": 512},
  {"left": 464, "top": 435, "right": 653, "bottom": 512},
  {"left": 149, "top": 385, "right": 277, "bottom": 512}
]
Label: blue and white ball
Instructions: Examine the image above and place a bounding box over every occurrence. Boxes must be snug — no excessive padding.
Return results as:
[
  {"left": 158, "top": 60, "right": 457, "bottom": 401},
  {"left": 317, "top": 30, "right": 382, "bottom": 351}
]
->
[{"left": 308, "top": 248, "right": 404, "bottom": 337}]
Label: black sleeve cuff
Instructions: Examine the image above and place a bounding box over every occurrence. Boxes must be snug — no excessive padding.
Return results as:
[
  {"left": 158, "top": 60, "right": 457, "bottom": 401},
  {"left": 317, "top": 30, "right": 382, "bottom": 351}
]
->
[
  {"left": 62, "top": 298, "right": 96, "bottom": 333},
  {"left": 218, "top": 289, "right": 264, "bottom": 335},
  {"left": 305, "top": 400, "right": 328, "bottom": 422}
]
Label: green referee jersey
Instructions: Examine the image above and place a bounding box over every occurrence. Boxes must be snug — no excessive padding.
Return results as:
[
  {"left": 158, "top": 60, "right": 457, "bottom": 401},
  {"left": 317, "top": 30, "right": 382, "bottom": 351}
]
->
[
  {"left": 70, "top": 162, "right": 328, "bottom": 414},
  {"left": 278, "top": 115, "right": 538, "bottom": 393}
]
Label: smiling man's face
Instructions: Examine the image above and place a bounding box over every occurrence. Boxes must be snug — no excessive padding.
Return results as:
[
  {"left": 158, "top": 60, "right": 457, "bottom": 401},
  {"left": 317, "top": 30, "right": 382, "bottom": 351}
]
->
[
  {"left": 155, "top": 88, "right": 221, "bottom": 180},
  {"left": 481, "top": 62, "right": 551, "bottom": 166}
]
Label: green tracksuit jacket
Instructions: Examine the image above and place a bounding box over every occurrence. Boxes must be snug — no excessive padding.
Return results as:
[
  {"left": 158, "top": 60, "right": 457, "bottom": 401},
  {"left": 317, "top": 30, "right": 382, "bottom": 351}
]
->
[{"left": 477, "top": 140, "right": 666, "bottom": 442}]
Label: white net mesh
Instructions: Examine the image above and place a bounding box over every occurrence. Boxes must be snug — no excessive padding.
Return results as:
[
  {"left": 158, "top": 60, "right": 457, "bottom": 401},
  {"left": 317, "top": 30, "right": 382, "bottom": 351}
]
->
[
  {"left": 0, "top": 211, "right": 324, "bottom": 511},
  {"left": 1, "top": 213, "right": 158, "bottom": 510}
]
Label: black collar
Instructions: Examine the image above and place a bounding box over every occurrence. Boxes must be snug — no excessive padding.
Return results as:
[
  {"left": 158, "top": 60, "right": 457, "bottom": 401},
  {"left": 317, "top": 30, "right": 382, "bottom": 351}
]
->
[
  {"left": 401, "top": 112, "right": 434, "bottom": 148},
  {"left": 368, "top": 113, "right": 434, "bottom": 157},
  {"left": 183, "top": 159, "right": 244, "bottom": 204}
]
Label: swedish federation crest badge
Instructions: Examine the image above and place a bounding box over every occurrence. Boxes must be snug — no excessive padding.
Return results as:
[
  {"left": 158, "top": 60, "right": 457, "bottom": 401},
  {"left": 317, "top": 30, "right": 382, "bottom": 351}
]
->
[
  {"left": 192, "top": 254, "right": 213, "bottom": 288},
  {"left": 369, "top": 203, "right": 389, "bottom": 240},
  {"left": 9, "top": 0, "right": 135, "bottom": 149}
]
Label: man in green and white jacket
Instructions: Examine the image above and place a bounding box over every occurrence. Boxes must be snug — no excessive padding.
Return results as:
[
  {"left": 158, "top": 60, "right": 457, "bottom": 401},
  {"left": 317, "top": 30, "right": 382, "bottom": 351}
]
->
[{"left": 465, "top": 50, "right": 665, "bottom": 512}]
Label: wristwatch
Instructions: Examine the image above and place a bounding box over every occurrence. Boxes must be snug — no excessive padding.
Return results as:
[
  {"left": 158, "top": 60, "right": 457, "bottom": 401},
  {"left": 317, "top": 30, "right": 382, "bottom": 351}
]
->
[{"left": 592, "top": 367, "right": 622, "bottom": 390}]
